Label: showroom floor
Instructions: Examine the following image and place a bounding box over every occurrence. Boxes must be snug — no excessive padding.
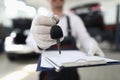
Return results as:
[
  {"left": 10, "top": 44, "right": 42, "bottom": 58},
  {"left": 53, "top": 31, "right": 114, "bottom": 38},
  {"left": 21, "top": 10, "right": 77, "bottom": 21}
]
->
[{"left": 0, "top": 50, "right": 120, "bottom": 80}]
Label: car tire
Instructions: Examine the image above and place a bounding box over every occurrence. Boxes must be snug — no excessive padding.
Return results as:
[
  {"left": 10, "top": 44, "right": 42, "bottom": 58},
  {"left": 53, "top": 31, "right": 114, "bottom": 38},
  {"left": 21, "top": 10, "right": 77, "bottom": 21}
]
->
[{"left": 7, "top": 53, "right": 19, "bottom": 61}]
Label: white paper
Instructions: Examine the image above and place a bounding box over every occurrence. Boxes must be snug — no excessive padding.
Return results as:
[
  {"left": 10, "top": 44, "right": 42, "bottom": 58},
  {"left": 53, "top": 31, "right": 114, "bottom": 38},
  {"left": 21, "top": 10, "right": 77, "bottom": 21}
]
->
[{"left": 40, "top": 50, "right": 119, "bottom": 68}]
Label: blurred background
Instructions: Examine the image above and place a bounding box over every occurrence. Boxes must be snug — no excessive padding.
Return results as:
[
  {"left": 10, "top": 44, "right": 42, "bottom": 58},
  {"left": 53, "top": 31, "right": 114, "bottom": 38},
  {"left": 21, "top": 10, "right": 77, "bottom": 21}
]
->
[{"left": 0, "top": 0, "right": 120, "bottom": 80}]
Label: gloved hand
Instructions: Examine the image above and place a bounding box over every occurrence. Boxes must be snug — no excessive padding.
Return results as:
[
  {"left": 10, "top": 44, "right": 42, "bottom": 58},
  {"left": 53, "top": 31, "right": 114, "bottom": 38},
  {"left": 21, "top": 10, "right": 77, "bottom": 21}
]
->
[
  {"left": 30, "top": 14, "right": 61, "bottom": 50},
  {"left": 83, "top": 38, "right": 105, "bottom": 57}
]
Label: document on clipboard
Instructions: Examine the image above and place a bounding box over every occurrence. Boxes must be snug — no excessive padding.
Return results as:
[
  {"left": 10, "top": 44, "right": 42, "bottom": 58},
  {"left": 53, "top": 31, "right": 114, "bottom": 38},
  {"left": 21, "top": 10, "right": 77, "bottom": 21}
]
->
[{"left": 37, "top": 50, "right": 120, "bottom": 71}]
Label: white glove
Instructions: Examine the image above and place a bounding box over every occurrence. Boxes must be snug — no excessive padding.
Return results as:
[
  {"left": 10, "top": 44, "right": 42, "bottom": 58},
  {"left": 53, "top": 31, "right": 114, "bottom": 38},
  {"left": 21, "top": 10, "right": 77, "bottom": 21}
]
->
[
  {"left": 83, "top": 38, "right": 105, "bottom": 57},
  {"left": 30, "top": 15, "right": 61, "bottom": 50}
]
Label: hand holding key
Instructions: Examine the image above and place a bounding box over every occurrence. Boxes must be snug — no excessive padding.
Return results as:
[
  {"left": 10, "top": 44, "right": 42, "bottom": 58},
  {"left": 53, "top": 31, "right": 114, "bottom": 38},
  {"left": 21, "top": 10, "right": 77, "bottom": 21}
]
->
[{"left": 30, "top": 14, "right": 63, "bottom": 52}]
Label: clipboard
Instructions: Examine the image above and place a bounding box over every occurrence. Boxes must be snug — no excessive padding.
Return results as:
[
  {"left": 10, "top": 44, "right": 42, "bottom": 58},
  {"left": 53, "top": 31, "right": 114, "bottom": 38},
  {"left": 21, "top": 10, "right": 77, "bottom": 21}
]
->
[{"left": 36, "top": 50, "right": 120, "bottom": 71}]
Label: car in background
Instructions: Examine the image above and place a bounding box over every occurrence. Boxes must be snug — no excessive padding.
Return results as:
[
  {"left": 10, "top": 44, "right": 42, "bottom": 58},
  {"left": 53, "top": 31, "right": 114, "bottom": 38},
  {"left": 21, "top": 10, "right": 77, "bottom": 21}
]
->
[{"left": 4, "top": 18, "right": 39, "bottom": 61}]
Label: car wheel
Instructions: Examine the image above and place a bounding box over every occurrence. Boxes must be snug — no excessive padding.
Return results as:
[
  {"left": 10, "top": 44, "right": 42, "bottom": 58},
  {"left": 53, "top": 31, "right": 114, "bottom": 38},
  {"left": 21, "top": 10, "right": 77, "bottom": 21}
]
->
[{"left": 6, "top": 53, "right": 18, "bottom": 61}]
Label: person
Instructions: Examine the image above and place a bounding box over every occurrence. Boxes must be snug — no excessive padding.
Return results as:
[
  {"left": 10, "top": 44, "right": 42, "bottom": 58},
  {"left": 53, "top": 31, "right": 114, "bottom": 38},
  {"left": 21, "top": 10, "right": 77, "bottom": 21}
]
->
[{"left": 26, "top": 0, "right": 105, "bottom": 80}]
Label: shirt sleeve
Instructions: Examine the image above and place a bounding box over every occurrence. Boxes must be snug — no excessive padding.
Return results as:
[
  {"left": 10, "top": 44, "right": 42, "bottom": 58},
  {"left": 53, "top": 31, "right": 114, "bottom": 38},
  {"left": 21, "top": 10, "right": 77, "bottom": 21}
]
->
[{"left": 69, "top": 13, "right": 98, "bottom": 51}]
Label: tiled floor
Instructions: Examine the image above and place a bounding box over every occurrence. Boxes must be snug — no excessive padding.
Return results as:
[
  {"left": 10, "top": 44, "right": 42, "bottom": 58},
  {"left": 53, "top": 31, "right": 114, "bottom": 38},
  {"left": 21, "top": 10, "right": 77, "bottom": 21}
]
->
[{"left": 0, "top": 50, "right": 120, "bottom": 80}]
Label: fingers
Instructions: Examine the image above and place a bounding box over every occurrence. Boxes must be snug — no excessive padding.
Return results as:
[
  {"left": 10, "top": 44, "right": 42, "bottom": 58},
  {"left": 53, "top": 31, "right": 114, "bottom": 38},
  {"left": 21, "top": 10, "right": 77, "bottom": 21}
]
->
[
  {"left": 95, "top": 48, "right": 105, "bottom": 57},
  {"left": 87, "top": 47, "right": 96, "bottom": 56},
  {"left": 30, "top": 14, "right": 61, "bottom": 49},
  {"left": 33, "top": 33, "right": 56, "bottom": 42},
  {"left": 33, "top": 15, "right": 59, "bottom": 26},
  {"left": 35, "top": 38, "right": 56, "bottom": 49},
  {"left": 31, "top": 25, "right": 51, "bottom": 34},
  {"left": 31, "top": 15, "right": 60, "bottom": 34},
  {"left": 52, "top": 15, "right": 59, "bottom": 24},
  {"left": 87, "top": 46, "right": 105, "bottom": 57}
]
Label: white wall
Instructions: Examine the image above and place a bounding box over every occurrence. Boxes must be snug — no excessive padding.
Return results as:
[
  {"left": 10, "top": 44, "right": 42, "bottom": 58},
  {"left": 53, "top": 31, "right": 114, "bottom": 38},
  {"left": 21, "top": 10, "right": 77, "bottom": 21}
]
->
[
  {"left": 0, "top": 0, "right": 6, "bottom": 23},
  {"left": 25, "top": 0, "right": 120, "bottom": 24},
  {"left": 0, "top": 0, "right": 120, "bottom": 24}
]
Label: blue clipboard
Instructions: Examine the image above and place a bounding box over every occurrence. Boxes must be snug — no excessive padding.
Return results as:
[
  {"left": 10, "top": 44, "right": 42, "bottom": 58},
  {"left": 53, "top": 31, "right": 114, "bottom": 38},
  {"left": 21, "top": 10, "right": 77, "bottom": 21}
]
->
[{"left": 36, "top": 55, "right": 120, "bottom": 72}]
